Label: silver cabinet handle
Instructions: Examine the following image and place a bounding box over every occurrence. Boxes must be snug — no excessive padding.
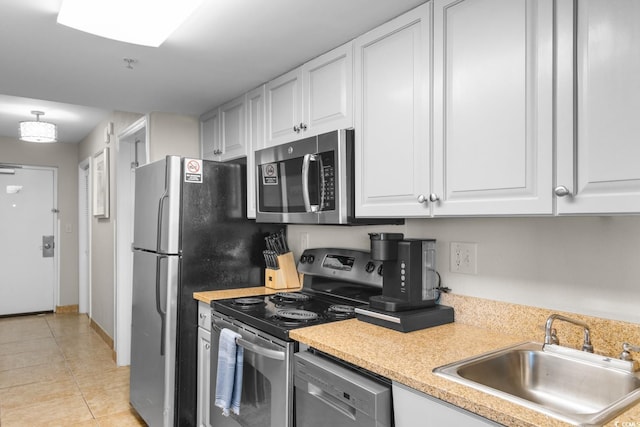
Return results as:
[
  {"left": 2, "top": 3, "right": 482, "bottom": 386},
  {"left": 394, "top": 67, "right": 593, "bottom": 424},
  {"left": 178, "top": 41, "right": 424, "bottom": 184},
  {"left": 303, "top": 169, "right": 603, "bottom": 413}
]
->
[
  {"left": 417, "top": 194, "right": 427, "bottom": 204},
  {"left": 293, "top": 125, "right": 300, "bottom": 133},
  {"left": 554, "top": 186, "right": 572, "bottom": 197},
  {"left": 205, "top": 343, "right": 210, "bottom": 350},
  {"left": 429, "top": 193, "right": 440, "bottom": 202},
  {"left": 299, "top": 122, "right": 307, "bottom": 131}
]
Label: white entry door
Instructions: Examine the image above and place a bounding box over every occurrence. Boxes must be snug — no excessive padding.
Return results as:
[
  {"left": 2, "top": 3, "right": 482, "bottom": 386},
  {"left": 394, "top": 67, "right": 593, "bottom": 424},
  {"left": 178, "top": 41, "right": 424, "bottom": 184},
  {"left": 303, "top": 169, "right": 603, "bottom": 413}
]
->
[{"left": 0, "top": 166, "right": 56, "bottom": 315}]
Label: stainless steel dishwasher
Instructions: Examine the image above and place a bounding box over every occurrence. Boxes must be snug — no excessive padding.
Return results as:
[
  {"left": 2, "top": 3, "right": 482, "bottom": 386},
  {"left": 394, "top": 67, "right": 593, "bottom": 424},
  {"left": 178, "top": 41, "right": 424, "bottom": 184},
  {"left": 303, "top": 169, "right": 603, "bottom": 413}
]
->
[{"left": 294, "top": 350, "right": 392, "bottom": 427}]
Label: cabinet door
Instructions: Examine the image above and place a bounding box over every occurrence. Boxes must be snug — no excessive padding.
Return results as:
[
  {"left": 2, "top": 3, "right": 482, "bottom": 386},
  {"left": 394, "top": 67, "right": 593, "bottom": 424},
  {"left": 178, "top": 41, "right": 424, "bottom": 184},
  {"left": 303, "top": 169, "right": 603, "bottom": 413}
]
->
[
  {"left": 556, "top": 0, "right": 640, "bottom": 214},
  {"left": 354, "top": 3, "right": 432, "bottom": 217},
  {"left": 266, "top": 67, "right": 303, "bottom": 147},
  {"left": 219, "top": 94, "right": 247, "bottom": 161},
  {"left": 393, "top": 382, "right": 500, "bottom": 427},
  {"left": 246, "top": 85, "right": 267, "bottom": 218},
  {"left": 431, "top": 0, "right": 554, "bottom": 216},
  {"left": 196, "top": 326, "right": 211, "bottom": 427},
  {"left": 302, "top": 42, "right": 353, "bottom": 136},
  {"left": 200, "top": 108, "right": 220, "bottom": 160}
]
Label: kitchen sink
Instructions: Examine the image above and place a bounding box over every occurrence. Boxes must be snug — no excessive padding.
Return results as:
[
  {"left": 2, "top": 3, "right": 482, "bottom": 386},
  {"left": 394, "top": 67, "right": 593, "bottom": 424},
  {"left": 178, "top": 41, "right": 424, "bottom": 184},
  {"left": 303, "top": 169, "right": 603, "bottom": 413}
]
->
[{"left": 433, "top": 342, "right": 640, "bottom": 426}]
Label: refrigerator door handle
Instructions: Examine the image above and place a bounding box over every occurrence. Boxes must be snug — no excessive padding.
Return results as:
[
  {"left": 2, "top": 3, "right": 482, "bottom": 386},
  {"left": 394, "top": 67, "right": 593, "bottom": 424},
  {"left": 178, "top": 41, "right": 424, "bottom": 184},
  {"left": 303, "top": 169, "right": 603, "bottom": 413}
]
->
[
  {"left": 155, "top": 254, "right": 167, "bottom": 356},
  {"left": 156, "top": 190, "right": 169, "bottom": 253}
]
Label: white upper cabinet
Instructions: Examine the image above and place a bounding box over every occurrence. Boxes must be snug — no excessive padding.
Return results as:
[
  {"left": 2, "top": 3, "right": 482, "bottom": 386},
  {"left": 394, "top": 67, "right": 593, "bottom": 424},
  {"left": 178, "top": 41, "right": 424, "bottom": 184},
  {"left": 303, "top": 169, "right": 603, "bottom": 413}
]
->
[
  {"left": 266, "top": 67, "right": 303, "bottom": 146},
  {"left": 246, "top": 85, "right": 267, "bottom": 218},
  {"left": 200, "top": 108, "right": 220, "bottom": 160},
  {"left": 354, "top": 3, "right": 432, "bottom": 217},
  {"left": 201, "top": 94, "right": 248, "bottom": 162},
  {"left": 302, "top": 42, "right": 353, "bottom": 136},
  {"left": 266, "top": 42, "right": 354, "bottom": 147},
  {"left": 431, "top": 0, "right": 554, "bottom": 216},
  {"left": 556, "top": 0, "right": 640, "bottom": 214},
  {"left": 219, "top": 94, "right": 248, "bottom": 161}
]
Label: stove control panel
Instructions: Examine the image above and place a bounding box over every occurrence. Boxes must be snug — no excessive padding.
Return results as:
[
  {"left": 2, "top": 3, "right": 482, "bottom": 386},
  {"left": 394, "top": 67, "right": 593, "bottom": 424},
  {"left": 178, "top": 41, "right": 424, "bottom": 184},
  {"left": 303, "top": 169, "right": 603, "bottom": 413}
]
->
[{"left": 297, "top": 248, "right": 383, "bottom": 287}]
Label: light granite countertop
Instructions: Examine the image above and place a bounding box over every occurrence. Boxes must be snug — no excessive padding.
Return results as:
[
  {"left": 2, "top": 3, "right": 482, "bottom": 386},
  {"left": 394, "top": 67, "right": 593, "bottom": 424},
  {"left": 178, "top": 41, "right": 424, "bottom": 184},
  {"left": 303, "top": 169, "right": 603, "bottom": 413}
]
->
[
  {"left": 196, "top": 288, "right": 640, "bottom": 426},
  {"left": 290, "top": 295, "right": 640, "bottom": 427}
]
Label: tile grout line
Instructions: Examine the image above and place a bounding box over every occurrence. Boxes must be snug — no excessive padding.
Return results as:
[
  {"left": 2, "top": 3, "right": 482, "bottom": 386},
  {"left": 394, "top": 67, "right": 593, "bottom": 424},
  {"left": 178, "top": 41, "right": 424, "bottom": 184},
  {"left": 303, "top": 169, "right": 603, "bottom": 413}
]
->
[{"left": 45, "top": 314, "right": 101, "bottom": 424}]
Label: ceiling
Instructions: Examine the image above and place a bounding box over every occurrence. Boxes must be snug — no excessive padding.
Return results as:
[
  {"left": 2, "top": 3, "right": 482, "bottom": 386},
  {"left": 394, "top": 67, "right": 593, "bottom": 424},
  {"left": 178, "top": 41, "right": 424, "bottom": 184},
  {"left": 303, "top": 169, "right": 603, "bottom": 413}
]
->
[{"left": 0, "top": 0, "right": 425, "bottom": 143}]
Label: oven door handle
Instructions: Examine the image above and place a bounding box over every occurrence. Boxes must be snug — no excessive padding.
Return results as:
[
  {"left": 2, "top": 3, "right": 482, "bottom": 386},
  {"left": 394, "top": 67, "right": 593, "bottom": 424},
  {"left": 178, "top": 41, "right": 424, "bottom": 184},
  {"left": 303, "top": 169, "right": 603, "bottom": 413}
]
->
[
  {"left": 212, "top": 324, "right": 285, "bottom": 361},
  {"left": 302, "top": 153, "right": 323, "bottom": 213},
  {"left": 236, "top": 338, "right": 285, "bottom": 361}
]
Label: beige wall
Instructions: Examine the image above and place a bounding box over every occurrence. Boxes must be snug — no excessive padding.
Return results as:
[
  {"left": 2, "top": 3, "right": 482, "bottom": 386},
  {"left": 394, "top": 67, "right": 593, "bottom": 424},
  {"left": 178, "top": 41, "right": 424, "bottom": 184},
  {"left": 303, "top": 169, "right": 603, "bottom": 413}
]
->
[
  {"left": 147, "top": 112, "right": 200, "bottom": 162},
  {"left": 0, "top": 135, "right": 80, "bottom": 306},
  {"left": 78, "top": 111, "right": 143, "bottom": 336},
  {"left": 288, "top": 216, "right": 640, "bottom": 325},
  {"left": 78, "top": 111, "right": 198, "bottom": 338}
]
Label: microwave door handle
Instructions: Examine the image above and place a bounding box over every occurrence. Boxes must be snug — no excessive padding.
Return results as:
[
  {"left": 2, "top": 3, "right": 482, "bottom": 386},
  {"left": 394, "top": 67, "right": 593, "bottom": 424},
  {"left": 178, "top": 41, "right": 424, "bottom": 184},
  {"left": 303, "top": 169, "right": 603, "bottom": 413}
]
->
[{"left": 302, "top": 154, "right": 320, "bottom": 213}]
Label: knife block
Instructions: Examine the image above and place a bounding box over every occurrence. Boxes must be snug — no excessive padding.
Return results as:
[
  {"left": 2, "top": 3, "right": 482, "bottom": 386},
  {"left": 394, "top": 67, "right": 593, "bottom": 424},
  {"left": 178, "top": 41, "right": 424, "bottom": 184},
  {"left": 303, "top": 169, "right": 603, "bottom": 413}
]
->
[{"left": 265, "top": 252, "right": 300, "bottom": 289}]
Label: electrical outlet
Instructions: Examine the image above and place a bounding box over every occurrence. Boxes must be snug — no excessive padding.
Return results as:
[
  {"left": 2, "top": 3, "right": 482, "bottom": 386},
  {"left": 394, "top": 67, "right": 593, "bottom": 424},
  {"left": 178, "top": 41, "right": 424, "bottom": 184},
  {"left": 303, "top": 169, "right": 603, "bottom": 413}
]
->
[{"left": 450, "top": 242, "right": 477, "bottom": 274}]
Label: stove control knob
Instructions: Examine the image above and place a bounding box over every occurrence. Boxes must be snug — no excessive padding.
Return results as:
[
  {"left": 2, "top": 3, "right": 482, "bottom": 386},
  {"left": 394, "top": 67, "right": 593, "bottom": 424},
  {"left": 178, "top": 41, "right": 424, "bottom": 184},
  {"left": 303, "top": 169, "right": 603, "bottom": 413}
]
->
[
  {"left": 365, "top": 261, "right": 375, "bottom": 273},
  {"left": 299, "top": 255, "right": 308, "bottom": 264},
  {"left": 307, "top": 255, "right": 315, "bottom": 264},
  {"left": 377, "top": 265, "right": 384, "bottom": 276}
]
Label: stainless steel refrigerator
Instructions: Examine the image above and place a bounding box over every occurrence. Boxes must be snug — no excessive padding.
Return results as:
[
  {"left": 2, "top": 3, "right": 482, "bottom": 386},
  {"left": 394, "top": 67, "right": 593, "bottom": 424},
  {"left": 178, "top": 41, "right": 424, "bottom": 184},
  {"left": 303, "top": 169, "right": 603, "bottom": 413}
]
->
[{"left": 130, "top": 156, "right": 279, "bottom": 427}]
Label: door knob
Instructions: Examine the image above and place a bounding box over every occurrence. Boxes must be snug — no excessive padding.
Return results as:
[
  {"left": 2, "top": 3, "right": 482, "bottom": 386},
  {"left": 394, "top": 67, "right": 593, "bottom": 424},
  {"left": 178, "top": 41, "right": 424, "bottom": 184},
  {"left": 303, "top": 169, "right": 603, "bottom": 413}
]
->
[
  {"left": 429, "top": 193, "right": 440, "bottom": 202},
  {"left": 417, "top": 194, "right": 427, "bottom": 204},
  {"left": 293, "top": 125, "right": 300, "bottom": 133},
  {"left": 554, "top": 186, "right": 572, "bottom": 197},
  {"left": 299, "top": 122, "right": 308, "bottom": 131}
]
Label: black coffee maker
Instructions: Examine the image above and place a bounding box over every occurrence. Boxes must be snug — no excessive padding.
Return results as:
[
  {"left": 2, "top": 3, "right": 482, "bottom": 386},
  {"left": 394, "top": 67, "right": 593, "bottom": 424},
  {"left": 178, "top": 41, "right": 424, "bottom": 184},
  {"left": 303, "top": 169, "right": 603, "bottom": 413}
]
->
[
  {"left": 354, "top": 233, "right": 454, "bottom": 332},
  {"left": 368, "top": 233, "right": 439, "bottom": 311}
]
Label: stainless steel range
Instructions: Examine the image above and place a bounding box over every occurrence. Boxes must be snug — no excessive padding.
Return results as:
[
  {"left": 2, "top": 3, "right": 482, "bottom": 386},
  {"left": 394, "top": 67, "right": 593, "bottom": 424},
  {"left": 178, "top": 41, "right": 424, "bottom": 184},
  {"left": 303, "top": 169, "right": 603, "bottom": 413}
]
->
[{"left": 209, "top": 248, "right": 384, "bottom": 427}]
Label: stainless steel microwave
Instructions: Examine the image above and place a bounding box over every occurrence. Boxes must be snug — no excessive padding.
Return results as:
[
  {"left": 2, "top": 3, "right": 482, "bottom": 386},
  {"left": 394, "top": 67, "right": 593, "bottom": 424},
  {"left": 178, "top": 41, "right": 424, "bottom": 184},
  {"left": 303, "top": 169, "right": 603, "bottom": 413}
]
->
[{"left": 255, "top": 129, "right": 402, "bottom": 225}]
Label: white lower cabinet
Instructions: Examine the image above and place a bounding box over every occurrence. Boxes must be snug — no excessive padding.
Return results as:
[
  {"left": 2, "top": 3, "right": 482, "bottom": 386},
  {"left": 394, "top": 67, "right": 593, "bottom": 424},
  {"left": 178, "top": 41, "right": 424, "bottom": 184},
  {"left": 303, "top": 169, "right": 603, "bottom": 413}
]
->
[
  {"left": 392, "top": 382, "right": 500, "bottom": 427},
  {"left": 196, "top": 302, "right": 212, "bottom": 427}
]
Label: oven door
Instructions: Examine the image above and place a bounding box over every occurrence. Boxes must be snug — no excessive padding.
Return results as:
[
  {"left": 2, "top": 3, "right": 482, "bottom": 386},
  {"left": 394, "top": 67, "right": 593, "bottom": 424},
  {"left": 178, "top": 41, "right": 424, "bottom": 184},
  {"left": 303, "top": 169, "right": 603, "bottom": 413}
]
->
[{"left": 210, "top": 314, "right": 295, "bottom": 427}]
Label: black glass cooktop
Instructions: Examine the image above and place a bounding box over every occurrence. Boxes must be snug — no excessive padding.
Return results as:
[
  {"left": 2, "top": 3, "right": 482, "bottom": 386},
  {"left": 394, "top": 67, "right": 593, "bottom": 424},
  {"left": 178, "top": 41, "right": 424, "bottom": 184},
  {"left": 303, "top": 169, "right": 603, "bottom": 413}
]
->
[{"left": 211, "top": 290, "right": 377, "bottom": 341}]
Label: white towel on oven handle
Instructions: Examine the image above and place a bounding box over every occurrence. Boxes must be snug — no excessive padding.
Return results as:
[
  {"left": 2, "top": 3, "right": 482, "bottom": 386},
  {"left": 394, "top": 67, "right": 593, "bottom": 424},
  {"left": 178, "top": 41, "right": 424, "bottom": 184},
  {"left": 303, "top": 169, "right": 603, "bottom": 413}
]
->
[{"left": 214, "top": 328, "right": 244, "bottom": 416}]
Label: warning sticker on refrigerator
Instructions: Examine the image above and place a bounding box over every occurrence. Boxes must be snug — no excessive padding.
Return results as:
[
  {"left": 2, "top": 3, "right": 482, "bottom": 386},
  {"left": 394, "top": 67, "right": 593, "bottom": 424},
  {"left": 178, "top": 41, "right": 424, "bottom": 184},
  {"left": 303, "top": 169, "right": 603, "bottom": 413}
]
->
[
  {"left": 262, "top": 163, "right": 279, "bottom": 185},
  {"left": 184, "top": 158, "right": 203, "bottom": 183}
]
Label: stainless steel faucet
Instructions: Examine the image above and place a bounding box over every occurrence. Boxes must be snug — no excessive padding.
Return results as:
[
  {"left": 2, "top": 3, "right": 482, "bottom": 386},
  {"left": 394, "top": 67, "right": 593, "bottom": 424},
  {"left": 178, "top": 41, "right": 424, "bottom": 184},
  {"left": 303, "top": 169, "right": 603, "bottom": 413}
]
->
[
  {"left": 544, "top": 314, "right": 594, "bottom": 353},
  {"left": 620, "top": 342, "right": 640, "bottom": 362}
]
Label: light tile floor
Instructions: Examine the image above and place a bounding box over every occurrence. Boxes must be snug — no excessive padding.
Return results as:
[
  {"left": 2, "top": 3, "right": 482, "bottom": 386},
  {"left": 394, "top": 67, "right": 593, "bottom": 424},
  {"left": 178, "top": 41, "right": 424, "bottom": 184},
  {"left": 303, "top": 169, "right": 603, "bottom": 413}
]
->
[{"left": 0, "top": 313, "right": 146, "bottom": 426}]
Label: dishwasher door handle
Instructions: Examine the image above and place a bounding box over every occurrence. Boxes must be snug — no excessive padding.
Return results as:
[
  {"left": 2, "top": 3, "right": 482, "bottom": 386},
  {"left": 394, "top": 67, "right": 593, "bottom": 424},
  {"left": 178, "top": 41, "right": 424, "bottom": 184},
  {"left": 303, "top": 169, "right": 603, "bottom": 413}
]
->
[{"left": 308, "top": 383, "right": 357, "bottom": 421}]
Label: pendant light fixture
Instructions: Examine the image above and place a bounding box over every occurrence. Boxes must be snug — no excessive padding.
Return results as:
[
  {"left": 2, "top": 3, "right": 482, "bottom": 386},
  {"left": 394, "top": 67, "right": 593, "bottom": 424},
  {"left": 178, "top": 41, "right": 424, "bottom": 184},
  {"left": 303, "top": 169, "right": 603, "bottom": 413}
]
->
[{"left": 19, "top": 111, "right": 58, "bottom": 143}]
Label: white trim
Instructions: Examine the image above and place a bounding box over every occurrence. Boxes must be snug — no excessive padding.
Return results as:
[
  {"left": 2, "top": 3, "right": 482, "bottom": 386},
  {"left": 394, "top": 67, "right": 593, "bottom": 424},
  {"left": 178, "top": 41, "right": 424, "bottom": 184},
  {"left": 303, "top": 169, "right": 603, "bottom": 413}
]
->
[
  {"left": 114, "top": 117, "right": 148, "bottom": 366},
  {"left": 78, "top": 157, "right": 91, "bottom": 315}
]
